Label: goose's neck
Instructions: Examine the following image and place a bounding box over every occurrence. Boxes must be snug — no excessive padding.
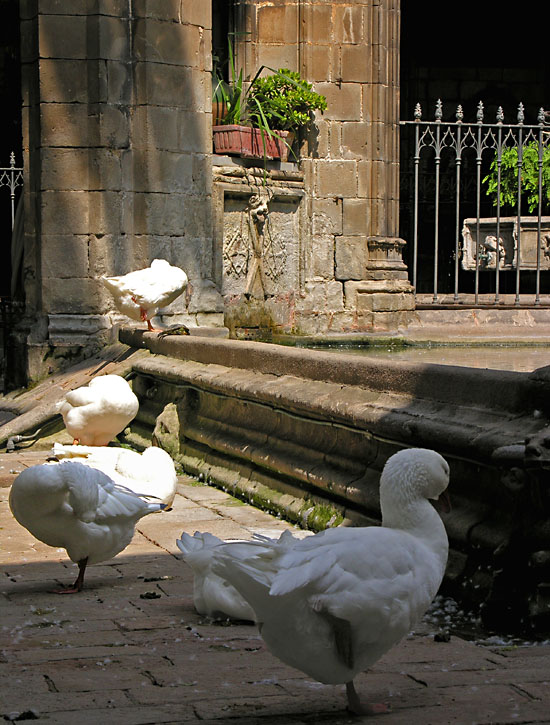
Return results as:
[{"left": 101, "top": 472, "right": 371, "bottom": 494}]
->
[{"left": 382, "top": 498, "right": 448, "bottom": 566}]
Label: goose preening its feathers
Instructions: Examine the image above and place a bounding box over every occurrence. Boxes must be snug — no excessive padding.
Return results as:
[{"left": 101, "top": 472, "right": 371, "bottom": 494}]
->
[
  {"left": 51, "top": 443, "right": 178, "bottom": 508},
  {"left": 9, "top": 461, "right": 164, "bottom": 593},
  {"left": 101, "top": 259, "right": 188, "bottom": 332},
  {"left": 57, "top": 374, "right": 139, "bottom": 446},
  {"left": 192, "top": 448, "right": 450, "bottom": 715},
  {"left": 176, "top": 530, "right": 300, "bottom": 621}
]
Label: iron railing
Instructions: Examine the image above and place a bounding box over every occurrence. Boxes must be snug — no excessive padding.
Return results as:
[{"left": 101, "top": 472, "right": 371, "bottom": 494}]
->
[
  {"left": 400, "top": 102, "right": 550, "bottom": 306},
  {"left": 0, "top": 152, "right": 23, "bottom": 229}
]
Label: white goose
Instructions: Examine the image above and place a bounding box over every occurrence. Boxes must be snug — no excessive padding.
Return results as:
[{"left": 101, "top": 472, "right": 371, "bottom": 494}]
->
[
  {"left": 101, "top": 259, "right": 188, "bottom": 332},
  {"left": 176, "top": 530, "right": 299, "bottom": 621},
  {"left": 51, "top": 443, "right": 178, "bottom": 508},
  {"left": 204, "top": 448, "right": 450, "bottom": 715},
  {"left": 57, "top": 374, "right": 139, "bottom": 446},
  {"left": 9, "top": 461, "right": 164, "bottom": 593}
]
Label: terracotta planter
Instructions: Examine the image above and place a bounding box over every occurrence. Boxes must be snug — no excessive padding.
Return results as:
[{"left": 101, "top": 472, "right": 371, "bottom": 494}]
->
[{"left": 213, "top": 125, "right": 292, "bottom": 160}]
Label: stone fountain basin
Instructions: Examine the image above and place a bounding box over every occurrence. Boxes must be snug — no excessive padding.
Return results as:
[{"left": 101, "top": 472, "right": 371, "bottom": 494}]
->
[{"left": 118, "top": 328, "right": 550, "bottom": 633}]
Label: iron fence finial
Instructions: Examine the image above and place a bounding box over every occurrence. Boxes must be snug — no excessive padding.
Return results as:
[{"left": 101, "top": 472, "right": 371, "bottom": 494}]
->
[{"left": 476, "top": 101, "right": 484, "bottom": 123}]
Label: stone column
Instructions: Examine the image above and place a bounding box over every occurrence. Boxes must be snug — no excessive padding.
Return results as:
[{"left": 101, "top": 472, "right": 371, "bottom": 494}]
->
[{"left": 14, "top": 0, "right": 223, "bottom": 386}]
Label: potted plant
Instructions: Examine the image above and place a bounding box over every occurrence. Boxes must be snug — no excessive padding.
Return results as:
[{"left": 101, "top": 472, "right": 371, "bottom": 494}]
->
[
  {"left": 248, "top": 68, "right": 327, "bottom": 159},
  {"left": 212, "top": 41, "right": 327, "bottom": 162}
]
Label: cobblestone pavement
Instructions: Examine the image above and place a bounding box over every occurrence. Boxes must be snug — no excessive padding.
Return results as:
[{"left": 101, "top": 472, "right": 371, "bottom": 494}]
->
[{"left": 1, "top": 450, "right": 550, "bottom": 724}]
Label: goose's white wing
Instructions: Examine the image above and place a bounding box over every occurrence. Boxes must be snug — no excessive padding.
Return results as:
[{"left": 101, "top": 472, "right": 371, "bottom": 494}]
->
[{"left": 62, "top": 462, "right": 159, "bottom": 524}]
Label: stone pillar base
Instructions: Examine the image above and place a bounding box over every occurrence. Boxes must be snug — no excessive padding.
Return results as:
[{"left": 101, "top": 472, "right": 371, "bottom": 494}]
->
[{"left": 365, "top": 236, "right": 410, "bottom": 281}]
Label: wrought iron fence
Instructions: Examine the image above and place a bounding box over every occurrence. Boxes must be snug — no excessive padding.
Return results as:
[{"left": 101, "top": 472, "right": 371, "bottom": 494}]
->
[
  {"left": 0, "top": 152, "right": 22, "bottom": 229},
  {"left": 0, "top": 153, "right": 23, "bottom": 387},
  {"left": 400, "top": 101, "right": 550, "bottom": 307}
]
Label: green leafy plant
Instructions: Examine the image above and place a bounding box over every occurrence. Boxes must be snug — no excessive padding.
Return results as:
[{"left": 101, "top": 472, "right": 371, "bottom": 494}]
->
[
  {"left": 212, "top": 38, "right": 257, "bottom": 126},
  {"left": 248, "top": 69, "right": 327, "bottom": 133},
  {"left": 484, "top": 141, "right": 550, "bottom": 213}
]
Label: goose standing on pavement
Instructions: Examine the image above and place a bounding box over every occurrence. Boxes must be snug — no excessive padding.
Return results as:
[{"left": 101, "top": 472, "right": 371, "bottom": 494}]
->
[
  {"left": 201, "top": 448, "right": 450, "bottom": 715},
  {"left": 9, "top": 461, "right": 165, "bottom": 593}
]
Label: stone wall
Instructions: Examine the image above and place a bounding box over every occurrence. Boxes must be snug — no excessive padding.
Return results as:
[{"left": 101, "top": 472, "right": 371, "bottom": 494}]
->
[
  {"left": 218, "top": 0, "right": 413, "bottom": 336},
  {"left": 12, "top": 0, "right": 412, "bottom": 386},
  {"left": 14, "top": 0, "right": 224, "bottom": 386}
]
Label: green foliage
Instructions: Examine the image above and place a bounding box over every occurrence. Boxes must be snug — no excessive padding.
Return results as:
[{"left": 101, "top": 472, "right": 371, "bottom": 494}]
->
[
  {"left": 213, "top": 39, "right": 327, "bottom": 134},
  {"left": 248, "top": 69, "right": 328, "bottom": 132},
  {"left": 483, "top": 141, "right": 550, "bottom": 213},
  {"left": 212, "top": 37, "right": 250, "bottom": 126}
]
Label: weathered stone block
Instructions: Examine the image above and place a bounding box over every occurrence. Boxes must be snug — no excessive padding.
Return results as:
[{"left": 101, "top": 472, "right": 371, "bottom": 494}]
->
[
  {"left": 341, "top": 45, "right": 372, "bottom": 83},
  {"left": 41, "top": 235, "right": 90, "bottom": 279},
  {"left": 96, "top": 16, "right": 131, "bottom": 61},
  {"left": 333, "top": 5, "right": 363, "bottom": 44},
  {"left": 255, "top": 44, "right": 299, "bottom": 75},
  {"left": 147, "top": 235, "right": 173, "bottom": 262},
  {"left": 301, "top": 44, "right": 332, "bottom": 83},
  {"left": 123, "top": 149, "right": 194, "bottom": 193},
  {"left": 326, "top": 280, "right": 345, "bottom": 310},
  {"left": 41, "top": 190, "right": 90, "bottom": 234},
  {"left": 315, "top": 160, "right": 358, "bottom": 198},
  {"left": 135, "top": 63, "right": 206, "bottom": 110},
  {"left": 312, "top": 197, "right": 342, "bottom": 235},
  {"left": 39, "top": 104, "right": 129, "bottom": 149},
  {"left": 41, "top": 148, "right": 123, "bottom": 192},
  {"left": 299, "top": 280, "right": 329, "bottom": 313},
  {"left": 335, "top": 236, "right": 367, "bottom": 281},
  {"left": 42, "top": 277, "right": 103, "bottom": 314},
  {"left": 134, "top": 18, "right": 201, "bottom": 67},
  {"left": 184, "top": 196, "right": 213, "bottom": 240},
  {"left": 315, "top": 82, "right": 362, "bottom": 122},
  {"left": 310, "top": 233, "right": 335, "bottom": 279},
  {"left": 33, "top": 0, "right": 127, "bottom": 15},
  {"left": 38, "top": 15, "right": 86, "bottom": 59},
  {"left": 89, "top": 233, "right": 127, "bottom": 276},
  {"left": 343, "top": 198, "right": 368, "bottom": 234},
  {"left": 357, "top": 159, "right": 388, "bottom": 200},
  {"left": 89, "top": 191, "right": 123, "bottom": 235},
  {"left": 129, "top": 191, "right": 186, "bottom": 235},
  {"left": 106, "top": 60, "right": 133, "bottom": 105},
  {"left": 302, "top": 4, "right": 332, "bottom": 43},
  {"left": 39, "top": 59, "right": 89, "bottom": 103},
  {"left": 257, "top": 4, "right": 298, "bottom": 44},
  {"left": 362, "top": 82, "right": 389, "bottom": 123},
  {"left": 344, "top": 280, "right": 414, "bottom": 313},
  {"left": 99, "top": 106, "right": 131, "bottom": 148},
  {"left": 133, "top": 0, "right": 210, "bottom": 27},
  {"left": 341, "top": 121, "right": 370, "bottom": 158}
]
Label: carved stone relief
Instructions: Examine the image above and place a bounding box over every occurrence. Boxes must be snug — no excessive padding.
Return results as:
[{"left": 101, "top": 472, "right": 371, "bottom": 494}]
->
[{"left": 222, "top": 189, "right": 301, "bottom": 299}]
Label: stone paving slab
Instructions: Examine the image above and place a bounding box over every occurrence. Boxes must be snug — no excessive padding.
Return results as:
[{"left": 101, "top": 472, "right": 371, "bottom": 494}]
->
[{"left": 1, "top": 449, "right": 550, "bottom": 724}]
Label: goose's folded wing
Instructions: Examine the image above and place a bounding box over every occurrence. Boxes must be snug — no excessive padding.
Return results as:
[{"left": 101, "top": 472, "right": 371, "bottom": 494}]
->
[
  {"left": 63, "top": 462, "right": 155, "bottom": 523},
  {"left": 270, "top": 528, "right": 420, "bottom": 604},
  {"left": 63, "top": 462, "right": 104, "bottom": 523}
]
